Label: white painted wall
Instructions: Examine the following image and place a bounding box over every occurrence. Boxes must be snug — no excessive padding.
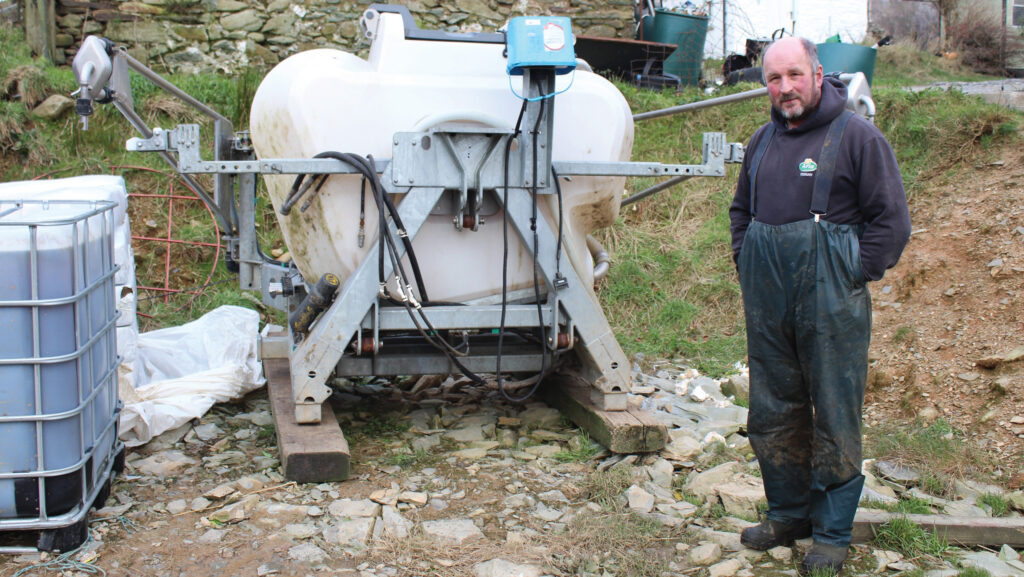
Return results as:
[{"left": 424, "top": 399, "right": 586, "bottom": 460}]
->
[{"left": 697, "top": 0, "right": 869, "bottom": 58}]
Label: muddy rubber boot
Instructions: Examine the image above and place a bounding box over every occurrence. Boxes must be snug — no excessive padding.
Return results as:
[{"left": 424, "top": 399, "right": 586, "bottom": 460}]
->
[
  {"left": 740, "top": 519, "right": 812, "bottom": 550},
  {"left": 800, "top": 542, "right": 848, "bottom": 575}
]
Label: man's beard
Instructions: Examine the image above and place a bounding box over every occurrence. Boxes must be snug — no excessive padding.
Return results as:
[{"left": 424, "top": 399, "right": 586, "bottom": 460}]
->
[{"left": 775, "top": 87, "right": 820, "bottom": 125}]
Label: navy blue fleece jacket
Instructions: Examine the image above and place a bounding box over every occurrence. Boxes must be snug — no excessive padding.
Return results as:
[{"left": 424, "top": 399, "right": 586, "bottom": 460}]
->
[{"left": 729, "top": 77, "right": 911, "bottom": 281}]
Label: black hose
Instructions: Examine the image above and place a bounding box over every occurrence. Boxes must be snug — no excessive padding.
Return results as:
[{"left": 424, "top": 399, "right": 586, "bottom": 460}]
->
[
  {"left": 497, "top": 98, "right": 530, "bottom": 401},
  {"left": 498, "top": 88, "right": 554, "bottom": 404},
  {"left": 552, "top": 166, "right": 564, "bottom": 279},
  {"left": 515, "top": 96, "right": 551, "bottom": 402}
]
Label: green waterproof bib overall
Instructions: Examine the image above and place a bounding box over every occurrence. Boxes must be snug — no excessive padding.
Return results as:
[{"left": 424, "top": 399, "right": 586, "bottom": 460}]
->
[{"left": 738, "top": 110, "right": 868, "bottom": 547}]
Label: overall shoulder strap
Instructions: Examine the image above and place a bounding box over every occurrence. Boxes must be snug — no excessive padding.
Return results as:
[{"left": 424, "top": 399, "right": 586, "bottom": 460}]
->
[
  {"left": 810, "top": 109, "right": 855, "bottom": 219},
  {"left": 747, "top": 123, "right": 776, "bottom": 218}
]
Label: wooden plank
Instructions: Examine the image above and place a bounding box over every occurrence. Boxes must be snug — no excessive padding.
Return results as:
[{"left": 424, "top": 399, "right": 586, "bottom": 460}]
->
[
  {"left": 541, "top": 374, "right": 667, "bottom": 453},
  {"left": 627, "top": 405, "right": 669, "bottom": 451},
  {"left": 265, "top": 358, "right": 350, "bottom": 483},
  {"left": 24, "top": 0, "right": 56, "bottom": 62},
  {"left": 853, "top": 510, "right": 1024, "bottom": 547}
]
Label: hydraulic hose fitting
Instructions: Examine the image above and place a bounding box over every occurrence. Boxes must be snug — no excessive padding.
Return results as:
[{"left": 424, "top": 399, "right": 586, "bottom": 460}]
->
[{"left": 289, "top": 273, "right": 341, "bottom": 341}]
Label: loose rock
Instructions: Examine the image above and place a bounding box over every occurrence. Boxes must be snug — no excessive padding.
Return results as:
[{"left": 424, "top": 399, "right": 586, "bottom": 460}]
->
[
  {"left": 473, "top": 558, "right": 542, "bottom": 577},
  {"left": 626, "top": 485, "right": 655, "bottom": 513},
  {"left": 688, "top": 542, "right": 722, "bottom": 565},
  {"left": 708, "top": 558, "right": 744, "bottom": 577},
  {"left": 329, "top": 499, "right": 381, "bottom": 518},
  {"left": 132, "top": 450, "right": 198, "bottom": 477},
  {"left": 288, "top": 543, "right": 327, "bottom": 563},
  {"left": 421, "top": 519, "right": 485, "bottom": 545}
]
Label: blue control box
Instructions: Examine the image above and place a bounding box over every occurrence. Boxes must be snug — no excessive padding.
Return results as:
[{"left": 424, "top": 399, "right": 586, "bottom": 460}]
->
[{"left": 506, "top": 16, "right": 576, "bottom": 76}]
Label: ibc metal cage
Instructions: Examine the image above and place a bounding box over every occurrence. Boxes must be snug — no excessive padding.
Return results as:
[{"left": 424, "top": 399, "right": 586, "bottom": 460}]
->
[{"left": 0, "top": 199, "right": 124, "bottom": 553}]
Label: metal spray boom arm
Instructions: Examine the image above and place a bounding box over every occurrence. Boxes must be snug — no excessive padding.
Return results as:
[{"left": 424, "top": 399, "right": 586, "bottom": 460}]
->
[{"left": 72, "top": 36, "right": 237, "bottom": 234}]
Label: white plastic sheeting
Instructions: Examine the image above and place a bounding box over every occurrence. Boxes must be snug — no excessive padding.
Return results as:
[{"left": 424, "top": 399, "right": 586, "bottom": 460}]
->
[{"left": 119, "top": 305, "right": 266, "bottom": 447}]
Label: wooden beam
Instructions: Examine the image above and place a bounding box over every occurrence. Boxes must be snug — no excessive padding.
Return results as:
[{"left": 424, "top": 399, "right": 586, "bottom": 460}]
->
[
  {"left": 853, "top": 510, "right": 1024, "bottom": 547},
  {"left": 541, "top": 374, "right": 667, "bottom": 453},
  {"left": 265, "top": 358, "right": 350, "bottom": 483},
  {"left": 23, "top": 0, "right": 56, "bottom": 62}
]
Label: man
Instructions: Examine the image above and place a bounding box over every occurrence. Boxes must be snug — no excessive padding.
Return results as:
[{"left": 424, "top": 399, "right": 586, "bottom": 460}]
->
[{"left": 729, "top": 37, "right": 911, "bottom": 575}]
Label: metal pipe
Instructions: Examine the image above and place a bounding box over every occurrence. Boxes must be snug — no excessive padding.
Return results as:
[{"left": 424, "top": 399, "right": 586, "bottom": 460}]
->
[
  {"left": 859, "top": 94, "right": 876, "bottom": 123},
  {"left": 634, "top": 73, "right": 868, "bottom": 123},
  {"left": 587, "top": 234, "right": 611, "bottom": 282},
  {"left": 112, "top": 98, "right": 231, "bottom": 231},
  {"left": 633, "top": 87, "right": 768, "bottom": 121},
  {"left": 122, "top": 50, "right": 231, "bottom": 125},
  {"left": 621, "top": 175, "right": 693, "bottom": 206}
]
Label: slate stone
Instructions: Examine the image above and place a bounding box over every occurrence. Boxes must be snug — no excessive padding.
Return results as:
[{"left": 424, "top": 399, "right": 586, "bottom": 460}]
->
[
  {"left": 421, "top": 519, "right": 485, "bottom": 545},
  {"left": 288, "top": 543, "right": 327, "bottom": 563}
]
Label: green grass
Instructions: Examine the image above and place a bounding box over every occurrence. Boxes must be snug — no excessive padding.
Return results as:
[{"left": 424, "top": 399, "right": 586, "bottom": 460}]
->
[
  {"left": 599, "top": 82, "right": 763, "bottom": 376},
  {"left": 865, "top": 419, "right": 994, "bottom": 486},
  {"left": 861, "top": 496, "right": 934, "bottom": 514},
  {"left": 551, "top": 509, "right": 680, "bottom": 577},
  {"left": 578, "top": 466, "right": 634, "bottom": 511},
  {"left": 872, "top": 40, "right": 995, "bottom": 86},
  {"left": 874, "top": 88, "right": 1020, "bottom": 200},
  {"left": 956, "top": 568, "right": 993, "bottom": 577},
  {"left": 554, "top": 431, "right": 602, "bottom": 463},
  {"left": 893, "top": 325, "right": 914, "bottom": 344},
  {"left": 679, "top": 492, "right": 704, "bottom": 507},
  {"left": 383, "top": 448, "right": 431, "bottom": 469},
  {"left": 871, "top": 516, "right": 949, "bottom": 558},
  {"left": 256, "top": 424, "right": 275, "bottom": 442},
  {"left": 346, "top": 415, "right": 411, "bottom": 443},
  {"left": 977, "top": 493, "right": 1009, "bottom": 517},
  {"left": 920, "top": 473, "right": 953, "bottom": 498}
]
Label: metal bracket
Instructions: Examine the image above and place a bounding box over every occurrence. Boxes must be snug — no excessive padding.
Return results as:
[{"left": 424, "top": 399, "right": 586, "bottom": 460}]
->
[
  {"left": 437, "top": 132, "right": 502, "bottom": 231},
  {"left": 289, "top": 187, "right": 445, "bottom": 423},
  {"left": 126, "top": 128, "right": 172, "bottom": 152},
  {"left": 499, "top": 187, "right": 632, "bottom": 395},
  {"left": 124, "top": 124, "right": 741, "bottom": 183}
]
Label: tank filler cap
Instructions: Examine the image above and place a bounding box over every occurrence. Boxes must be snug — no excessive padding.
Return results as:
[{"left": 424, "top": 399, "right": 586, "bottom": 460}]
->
[{"left": 359, "top": 8, "right": 380, "bottom": 41}]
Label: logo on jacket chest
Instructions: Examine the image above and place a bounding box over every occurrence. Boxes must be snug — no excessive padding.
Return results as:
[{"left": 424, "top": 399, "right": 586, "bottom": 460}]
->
[{"left": 798, "top": 158, "right": 818, "bottom": 176}]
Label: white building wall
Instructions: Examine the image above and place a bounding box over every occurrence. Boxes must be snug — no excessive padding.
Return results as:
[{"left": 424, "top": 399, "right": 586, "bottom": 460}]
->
[{"left": 700, "top": 0, "right": 869, "bottom": 59}]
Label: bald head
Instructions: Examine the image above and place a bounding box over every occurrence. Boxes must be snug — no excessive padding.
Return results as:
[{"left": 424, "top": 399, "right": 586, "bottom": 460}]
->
[
  {"left": 762, "top": 37, "right": 824, "bottom": 128},
  {"left": 762, "top": 37, "right": 820, "bottom": 74}
]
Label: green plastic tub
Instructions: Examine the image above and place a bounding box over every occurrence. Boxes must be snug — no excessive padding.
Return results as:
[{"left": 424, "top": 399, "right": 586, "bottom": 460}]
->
[
  {"left": 816, "top": 42, "right": 877, "bottom": 85},
  {"left": 639, "top": 9, "right": 709, "bottom": 86}
]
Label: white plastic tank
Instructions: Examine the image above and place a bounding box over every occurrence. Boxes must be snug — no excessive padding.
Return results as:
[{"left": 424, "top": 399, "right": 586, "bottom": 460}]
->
[
  {"left": 0, "top": 200, "right": 120, "bottom": 518},
  {"left": 250, "top": 10, "right": 634, "bottom": 302}
]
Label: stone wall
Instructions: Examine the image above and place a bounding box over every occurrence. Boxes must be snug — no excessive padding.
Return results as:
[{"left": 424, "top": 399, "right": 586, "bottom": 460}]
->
[{"left": 51, "top": 0, "right": 635, "bottom": 72}]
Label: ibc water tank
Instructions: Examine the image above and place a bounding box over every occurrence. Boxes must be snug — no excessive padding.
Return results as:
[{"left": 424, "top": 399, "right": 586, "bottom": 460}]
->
[
  {"left": 0, "top": 200, "right": 120, "bottom": 519},
  {"left": 250, "top": 10, "right": 634, "bottom": 302}
]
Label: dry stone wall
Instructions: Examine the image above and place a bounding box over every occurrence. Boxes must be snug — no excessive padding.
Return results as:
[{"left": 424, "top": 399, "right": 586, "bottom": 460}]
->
[{"left": 52, "top": 0, "right": 635, "bottom": 72}]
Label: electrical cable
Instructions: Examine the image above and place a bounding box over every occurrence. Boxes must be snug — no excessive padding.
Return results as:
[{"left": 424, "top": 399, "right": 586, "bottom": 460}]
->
[
  {"left": 496, "top": 98, "right": 530, "bottom": 400},
  {"left": 508, "top": 69, "right": 576, "bottom": 101},
  {"left": 552, "top": 166, "right": 565, "bottom": 280},
  {"left": 517, "top": 95, "right": 553, "bottom": 402},
  {"left": 497, "top": 81, "right": 569, "bottom": 404}
]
